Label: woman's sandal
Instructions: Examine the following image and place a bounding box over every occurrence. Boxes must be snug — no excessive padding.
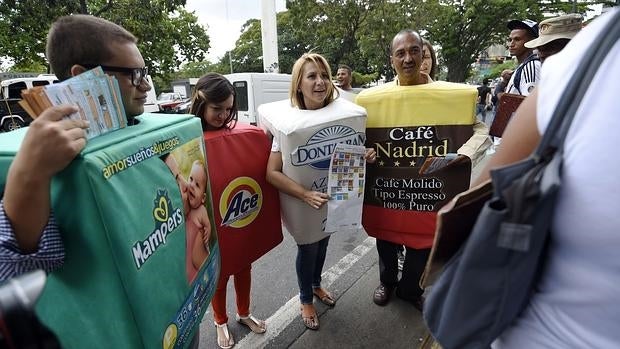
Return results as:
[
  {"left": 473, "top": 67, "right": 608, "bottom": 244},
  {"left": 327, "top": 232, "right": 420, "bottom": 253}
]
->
[
  {"left": 236, "top": 314, "right": 267, "bottom": 334},
  {"left": 313, "top": 288, "right": 336, "bottom": 307},
  {"left": 214, "top": 322, "right": 235, "bottom": 349},
  {"left": 300, "top": 304, "right": 319, "bottom": 330}
]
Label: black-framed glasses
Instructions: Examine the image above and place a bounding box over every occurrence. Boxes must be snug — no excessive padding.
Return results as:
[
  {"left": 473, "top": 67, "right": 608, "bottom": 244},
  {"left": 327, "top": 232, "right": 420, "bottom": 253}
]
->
[{"left": 82, "top": 64, "right": 148, "bottom": 87}]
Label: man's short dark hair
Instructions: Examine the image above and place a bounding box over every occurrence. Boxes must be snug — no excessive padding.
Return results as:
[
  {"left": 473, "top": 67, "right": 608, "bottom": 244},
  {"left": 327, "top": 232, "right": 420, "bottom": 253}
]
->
[
  {"left": 390, "top": 29, "right": 422, "bottom": 54},
  {"left": 482, "top": 78, "right": 489, "bottom": 85},
  {"left": 338, "top": 64, "right": 352, "bottom": 74},
  {"left": 46, "top": 15, "right": 137, "bottom": 81}
]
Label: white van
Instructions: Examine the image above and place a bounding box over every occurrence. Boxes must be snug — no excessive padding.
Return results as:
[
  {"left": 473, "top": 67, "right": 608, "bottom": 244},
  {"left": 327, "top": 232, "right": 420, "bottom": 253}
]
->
[
  {"left": 143, "top": 75, "right": 159, "bottom": 113},
  {"left": 225, "top": 73, "right": 291, "bottom": 125},
  {"left": 0, "top": 74, "right": 59, "bottom": 132}
]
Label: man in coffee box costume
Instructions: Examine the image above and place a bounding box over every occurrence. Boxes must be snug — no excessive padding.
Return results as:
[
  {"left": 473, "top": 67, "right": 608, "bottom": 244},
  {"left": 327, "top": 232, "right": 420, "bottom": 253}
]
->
[{"left": 356, "top": 30, "right": 491, "bottom": 309}]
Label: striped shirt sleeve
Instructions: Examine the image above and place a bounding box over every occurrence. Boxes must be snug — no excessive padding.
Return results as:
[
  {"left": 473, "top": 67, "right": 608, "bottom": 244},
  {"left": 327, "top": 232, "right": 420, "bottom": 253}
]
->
[
  {"left": 0, "top": 200, "right": 65, "bottom": 282},
  {"left": 518, "top": 59, "right": 541, "bottom": 96}
]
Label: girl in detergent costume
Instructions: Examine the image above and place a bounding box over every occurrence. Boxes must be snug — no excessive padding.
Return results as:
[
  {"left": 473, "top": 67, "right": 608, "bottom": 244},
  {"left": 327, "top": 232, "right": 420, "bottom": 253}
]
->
[
  {"left": 190, "top": 73, "right": 268, "bottom": 349},
  {"left": 263, "top": 53, "right": 376, "bottom": 330}
]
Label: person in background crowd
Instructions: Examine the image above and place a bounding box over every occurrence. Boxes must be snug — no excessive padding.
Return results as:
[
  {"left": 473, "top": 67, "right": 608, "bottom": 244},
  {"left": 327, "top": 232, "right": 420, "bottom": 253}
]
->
[
  {"left": 524, "top": 13, "right": 583, "bottom": 63},
  {"left": 492, "top": 69, "right": 513, "bottom": 109},
  {"left": 1, "top": 14, "right": 151, "bottom": 282},
  {"left": 420, "top": 39, "right": 438, "bottom": 81},
  {"left": 476, "top": 78, "right": 493, "bottom": 124},
  {"left": 336, "top": 64, "right": 353, "bottom": 91},
  {"left": 472, "top": 9, "right": 620, "bottom": 348},
  {"left": 190, "top": 73, "right": 267, "bottom": 349},
  {"left": 505, "top": 19, "right": 541, "bottom": 96}
]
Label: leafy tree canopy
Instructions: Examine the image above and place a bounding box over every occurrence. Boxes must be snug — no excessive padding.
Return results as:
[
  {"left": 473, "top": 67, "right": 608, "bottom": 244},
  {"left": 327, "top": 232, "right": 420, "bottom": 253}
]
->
[{"left": 0, "top": 0, "right": 210, "bottom": 87}]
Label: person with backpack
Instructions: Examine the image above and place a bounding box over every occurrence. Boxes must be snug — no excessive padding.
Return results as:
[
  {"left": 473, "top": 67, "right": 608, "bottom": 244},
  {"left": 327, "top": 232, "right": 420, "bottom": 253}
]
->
[
  {"left": 505, "top": 19, "right": 541, "bottom": 96},
  {"left": 474, "top": 9, "right": 620, "bottom": 347}
]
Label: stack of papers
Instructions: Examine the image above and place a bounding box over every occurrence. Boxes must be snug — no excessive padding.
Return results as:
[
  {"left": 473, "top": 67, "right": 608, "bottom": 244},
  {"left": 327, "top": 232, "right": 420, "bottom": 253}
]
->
[
  {"left": 325, "top": 143, "right": 367, "bottom": 232},
  {"left": 20, "top": 67, "right": 127, "bottom": 139}
]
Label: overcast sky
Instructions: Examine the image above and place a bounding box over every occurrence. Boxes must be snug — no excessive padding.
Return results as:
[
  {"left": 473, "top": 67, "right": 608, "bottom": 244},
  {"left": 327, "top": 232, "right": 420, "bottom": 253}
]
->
[{"left": 185, "top": 0, "right": 287, "bottom": 62}]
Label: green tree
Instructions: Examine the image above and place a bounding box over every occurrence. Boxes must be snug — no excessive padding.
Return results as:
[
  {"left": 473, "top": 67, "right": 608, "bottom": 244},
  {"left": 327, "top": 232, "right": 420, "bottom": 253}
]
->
[
  {"left": 421, "top": 0, "right": 611, "bottom": 82},
  {"left": 419, "top": 0, "right": 538, "bottom": 82},
  {"left": 216, "top": 11, "right": 311, "bottom": 74},
  {"left": 177, "top": 61, "right": 219, "bottom": 78},
  {"left": 285, "top": 0, "right": 430, "bottom": 81},
  {"left": 229, "top": 19, "right": 264, "bottom": 73},
  {"left": 286, "top": 0, "right": 374, "bottom": 74},
  {"left": 0, "top": 0, "right": 210, "bottom": 81},
  {"left": 357, "top": 0, "right": 428, "bottom": 81}
]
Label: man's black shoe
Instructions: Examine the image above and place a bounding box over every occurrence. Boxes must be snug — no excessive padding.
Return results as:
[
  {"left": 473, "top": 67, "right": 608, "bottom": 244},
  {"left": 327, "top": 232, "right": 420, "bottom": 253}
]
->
[
  {"left": 413, "top": 296, "right": 425, "bottom": 312},
  {"left": 396, "top": 290, "right": 425, "bottom": 312},
  {"left": 373, "top": 283, "right": 394, "bottom": 306}
]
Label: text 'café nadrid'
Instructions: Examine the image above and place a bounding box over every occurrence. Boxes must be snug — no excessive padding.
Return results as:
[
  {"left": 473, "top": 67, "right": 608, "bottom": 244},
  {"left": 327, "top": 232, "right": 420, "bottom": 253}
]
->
[
  {"left": 376, "top": 126, "right": 449, "bottom": 158},
  {"left": 366, "top": 124, "right": 472, "bottom": 213}
]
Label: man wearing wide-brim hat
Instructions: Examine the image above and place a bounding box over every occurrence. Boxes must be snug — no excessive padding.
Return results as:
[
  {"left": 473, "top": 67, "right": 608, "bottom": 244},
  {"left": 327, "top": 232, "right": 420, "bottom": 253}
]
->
[{"left": 525, "top": 14, "right": 583, "bottom": 63}]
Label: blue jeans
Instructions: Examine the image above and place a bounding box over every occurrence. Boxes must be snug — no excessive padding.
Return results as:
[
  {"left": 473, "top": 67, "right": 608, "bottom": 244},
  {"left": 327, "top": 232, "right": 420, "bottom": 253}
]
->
[
  {"left": 296, "top": 236, "right": 330, "bottom": 304},
  {"left": 476, "top": 103, "right": 488, "bottom": 123}
]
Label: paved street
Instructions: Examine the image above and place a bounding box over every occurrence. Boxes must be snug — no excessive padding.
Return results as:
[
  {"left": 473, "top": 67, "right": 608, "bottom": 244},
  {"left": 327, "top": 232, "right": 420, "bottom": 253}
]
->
[
  {"left": 197, "top": 229, "right": 428, "bottom": 349},
  {"left": 198, "top": 155, "right": 491, "bottom": 349}
]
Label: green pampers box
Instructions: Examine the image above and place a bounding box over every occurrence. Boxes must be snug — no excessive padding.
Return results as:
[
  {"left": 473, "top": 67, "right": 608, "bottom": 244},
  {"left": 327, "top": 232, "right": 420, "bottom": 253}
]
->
[{"left": 0, "top": 114, "right": 220, "bottom": 349}]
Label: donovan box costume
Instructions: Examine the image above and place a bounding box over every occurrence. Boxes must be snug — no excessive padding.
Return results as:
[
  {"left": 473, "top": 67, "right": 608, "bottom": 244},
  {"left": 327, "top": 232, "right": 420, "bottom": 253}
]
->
[
  {"left": 258, "top": 98, "right": 367, "bottom": 244},
  {"left": 0, "top": 114, "right": 219, "bottom": 349},
  {"left": 356, "top": 81, "right": 490, "bottom": 249}
]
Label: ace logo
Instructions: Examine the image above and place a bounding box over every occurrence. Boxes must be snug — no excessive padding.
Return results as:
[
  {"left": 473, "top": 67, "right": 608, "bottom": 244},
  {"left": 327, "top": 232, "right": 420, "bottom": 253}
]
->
[{"left": 220, "top": 177, "right": 263, "bottom": 228}]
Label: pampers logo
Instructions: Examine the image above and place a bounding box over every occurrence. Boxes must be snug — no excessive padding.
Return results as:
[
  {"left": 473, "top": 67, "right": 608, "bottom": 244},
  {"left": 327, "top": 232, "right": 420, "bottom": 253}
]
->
[
  {"left": 291, "top": 125, "right": 365, "bottom": 169},
  {"left": 132, "top": 189, "right": 183, "bottom": 269},
  {"left": 220, "top": 177, "right": 262, "bottom": 228}
]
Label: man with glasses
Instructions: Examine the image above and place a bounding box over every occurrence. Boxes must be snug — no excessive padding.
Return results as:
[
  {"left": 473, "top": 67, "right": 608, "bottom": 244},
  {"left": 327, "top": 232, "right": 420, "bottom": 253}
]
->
[
  {"left": 1, "top": 14, "right": 202, "bottom": 348},
  {"left": 47, "top": 15, "right": 152, "bottom": 124},
  {"left": 1, "top": 15, "right": 152, "bottom": 278}
]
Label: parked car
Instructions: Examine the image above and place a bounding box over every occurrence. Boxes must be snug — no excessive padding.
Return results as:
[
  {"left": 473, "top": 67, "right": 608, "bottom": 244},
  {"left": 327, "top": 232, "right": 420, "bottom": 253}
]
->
[
  {"left": 173, "top": 100, "right": 192, "bottom": 114},
  {"left": 156, "top": 92, "right": 185, "bottom": 113},
  {"left": 224, "top": 73, "right": 291, "bottom": 125},
  {"left": 0, "top": 74, "right": 59, "bottom": 132}
]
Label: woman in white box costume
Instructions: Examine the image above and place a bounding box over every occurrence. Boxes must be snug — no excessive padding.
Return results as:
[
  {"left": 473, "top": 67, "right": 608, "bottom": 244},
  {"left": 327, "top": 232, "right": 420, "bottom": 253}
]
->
[{"left": 265, "top": 53, "right": 376, "bottom": 330}]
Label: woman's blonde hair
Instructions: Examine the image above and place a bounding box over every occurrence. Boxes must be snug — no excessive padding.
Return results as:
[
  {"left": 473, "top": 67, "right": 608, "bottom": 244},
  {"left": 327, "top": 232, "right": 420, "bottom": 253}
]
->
[{"left": 290, "top": 53, "right": 337, "bottom": 109}]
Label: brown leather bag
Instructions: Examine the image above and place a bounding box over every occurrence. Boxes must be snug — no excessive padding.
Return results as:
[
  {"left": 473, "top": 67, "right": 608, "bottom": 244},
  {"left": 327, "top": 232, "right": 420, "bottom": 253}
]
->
[{"left": 489, "top": 93, "right": 525, "bottom": 137}]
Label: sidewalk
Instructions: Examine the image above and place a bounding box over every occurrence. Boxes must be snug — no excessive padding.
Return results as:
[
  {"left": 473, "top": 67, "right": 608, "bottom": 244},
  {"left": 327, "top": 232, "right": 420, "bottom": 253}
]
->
[
  {"left": 234, "top": 239, "right": 430, "bottom": 349},
  {"left": 287, "top": 262, "right": 429, "bottom": 349}
]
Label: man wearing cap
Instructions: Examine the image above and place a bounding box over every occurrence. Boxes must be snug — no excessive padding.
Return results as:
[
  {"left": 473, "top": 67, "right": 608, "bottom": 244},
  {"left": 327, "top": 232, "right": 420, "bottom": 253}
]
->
[
  {"left": 505, "top": 19, "right": 541, "bottom": 96},
  {"left": 525, "top": 14, "right": 583, "bottom": 63}
]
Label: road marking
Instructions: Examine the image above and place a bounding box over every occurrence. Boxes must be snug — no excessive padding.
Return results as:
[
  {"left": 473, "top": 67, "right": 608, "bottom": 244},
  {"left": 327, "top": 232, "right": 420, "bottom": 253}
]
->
[{"left": 236, "top": 236, "right": 376, "bottom": 348}]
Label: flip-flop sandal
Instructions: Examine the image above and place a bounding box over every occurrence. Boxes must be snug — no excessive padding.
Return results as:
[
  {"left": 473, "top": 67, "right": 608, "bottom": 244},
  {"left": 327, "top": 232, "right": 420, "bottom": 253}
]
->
[
  {"left": 313, "top": 289, "right": 336, "bottom": 307},
  {"left": 214, "top": 322, "right": 235, "bottom": 349},
  {"left": 300, "top": 305, "right": 319, "bottom": 330},
  {"left": 236, "top": 314, "right": 267, "bottom": 334}
]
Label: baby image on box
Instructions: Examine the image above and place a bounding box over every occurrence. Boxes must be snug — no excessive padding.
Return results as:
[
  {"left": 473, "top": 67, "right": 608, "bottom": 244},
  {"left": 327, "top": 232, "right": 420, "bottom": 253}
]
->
[{"left": 163, "top": 139, "right": 217, "bottom": 284}]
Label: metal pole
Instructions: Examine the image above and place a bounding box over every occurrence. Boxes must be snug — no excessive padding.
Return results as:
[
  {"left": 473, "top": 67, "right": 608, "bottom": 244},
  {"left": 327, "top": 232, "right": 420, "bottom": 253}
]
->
[
  {"left": 228, "top": 51, "right": 233, "bottom": 74},
  {"left": 260, "top": 0, "right": 280, "bottom": 73},
  {"left": 572, "top": 0, "right": 577, "bottom": 13},
  {"left": 226, "top": 0, "right": 233, "bottom": 74}
]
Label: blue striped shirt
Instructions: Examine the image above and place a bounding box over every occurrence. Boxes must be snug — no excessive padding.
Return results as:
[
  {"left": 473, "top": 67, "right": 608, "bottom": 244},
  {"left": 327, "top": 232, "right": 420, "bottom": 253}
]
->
[{"left": 0, "top": 200, "right": 65, "bottom": 282}]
